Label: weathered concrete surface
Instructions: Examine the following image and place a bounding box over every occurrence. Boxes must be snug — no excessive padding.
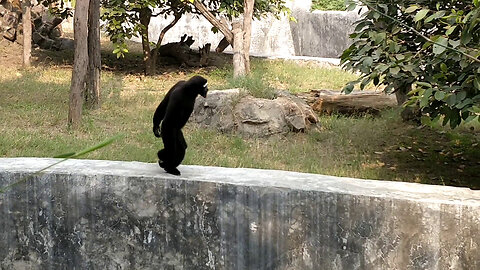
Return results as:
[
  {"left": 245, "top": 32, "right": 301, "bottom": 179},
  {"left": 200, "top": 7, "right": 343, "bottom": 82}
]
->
[
  {"left": 1, "top": 158, "right": 479, "bottom": 269},
  {"left": 289, "top": 9, "right": 360, "bottom": 58}
]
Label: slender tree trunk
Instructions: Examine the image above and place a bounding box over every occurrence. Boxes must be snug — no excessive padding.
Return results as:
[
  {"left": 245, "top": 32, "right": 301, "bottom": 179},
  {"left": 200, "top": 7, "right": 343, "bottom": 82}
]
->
[
  {"left": 151, "top": 13, "right": 182, "bottom": 68},
  {"left": 393, "top": 82, "right": 411, "bottom": 105},
  {"left": 139, "top": 8, "right": 154, "bottom": 75},
  {"left": 86, "top": 0, "right": 101, "bottom": 109},
  {"left": 22, "top": 0, "right": 32, "bottom": 67},
  {"left": 215, "top": 37, "right": 230, "bottom": 53},
  {"left": 68, "top": 0, "right": 90, "bottom": 127},
  {"left": 232, "top": 21, "right": 245, "bottom": 78},
  {"left": 242, "top": 0, "right": 254, "bottom": 74},
  {"left": 394, "top": 83, "right": 420, "bottom": 122}
]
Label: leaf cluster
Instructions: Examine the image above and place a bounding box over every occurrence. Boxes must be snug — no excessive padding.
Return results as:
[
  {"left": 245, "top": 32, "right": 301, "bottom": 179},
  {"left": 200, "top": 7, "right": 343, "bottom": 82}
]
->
[{"left": 341, "top": 0, "right": 480, "bottom": 128}]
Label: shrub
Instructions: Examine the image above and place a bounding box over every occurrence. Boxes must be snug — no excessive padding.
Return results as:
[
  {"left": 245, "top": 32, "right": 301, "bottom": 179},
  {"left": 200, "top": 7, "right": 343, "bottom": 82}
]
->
[{"left": 341, "top": 0, "right": 480, "bottom": 128}]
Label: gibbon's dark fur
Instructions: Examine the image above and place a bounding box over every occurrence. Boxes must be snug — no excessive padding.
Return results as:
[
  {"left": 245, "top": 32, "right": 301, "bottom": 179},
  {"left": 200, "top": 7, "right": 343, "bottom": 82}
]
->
[{"left": 153, "top": 75, "right": 208, "bottom": 175}]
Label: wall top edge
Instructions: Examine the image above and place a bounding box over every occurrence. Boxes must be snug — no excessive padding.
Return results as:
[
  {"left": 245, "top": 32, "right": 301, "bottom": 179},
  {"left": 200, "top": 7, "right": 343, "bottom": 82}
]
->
[{"left": 1, "top": 157, "right": 479, "bottom": 205}]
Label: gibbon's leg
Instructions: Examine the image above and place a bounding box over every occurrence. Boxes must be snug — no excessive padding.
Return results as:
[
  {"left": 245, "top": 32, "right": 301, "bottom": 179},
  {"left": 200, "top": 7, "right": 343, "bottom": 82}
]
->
[
  {"left": 159, "top": 127, "right": 176, "bottom": 165},
  {"left": 157, "top": 148, "right": 167, "bottom": 167},
  {"left": 173, "top": 130, "right": 186, "bottom": 166},
  {"left": 159, "top": 127, "right": 182, "bottom": 175},
  {"left": 179, "top": 129, "right": 187, "bottom": 150}
]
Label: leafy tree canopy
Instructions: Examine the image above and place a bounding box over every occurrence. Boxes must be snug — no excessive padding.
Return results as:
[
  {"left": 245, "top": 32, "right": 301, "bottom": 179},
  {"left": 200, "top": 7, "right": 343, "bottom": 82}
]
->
[{"left": 341, "top": 0, "right": 480, "bottom": 128}]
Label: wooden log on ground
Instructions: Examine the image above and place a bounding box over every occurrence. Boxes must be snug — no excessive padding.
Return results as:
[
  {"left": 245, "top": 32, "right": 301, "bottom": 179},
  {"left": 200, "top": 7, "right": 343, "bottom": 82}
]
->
[{"left": 296, "top": 90, "right": 397, "bottom": 115}]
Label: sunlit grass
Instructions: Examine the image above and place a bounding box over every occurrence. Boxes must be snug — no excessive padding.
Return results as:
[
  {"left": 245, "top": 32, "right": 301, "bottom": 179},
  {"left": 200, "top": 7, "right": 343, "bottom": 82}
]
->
[{"left": 0, "top": 55, "right": 479, "bottom": 189}]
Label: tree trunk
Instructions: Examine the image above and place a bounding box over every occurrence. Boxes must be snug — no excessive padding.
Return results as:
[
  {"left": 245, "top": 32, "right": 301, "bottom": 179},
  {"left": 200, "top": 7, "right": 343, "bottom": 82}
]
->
[
  {"left": 151, "top": 13, "right": 181, "bottom": 68},
  {"left": 22, "top": 0, "right": 32, "bottom": 67},
  {"left": 232, "top": 21, "right": 245, "bottom": 77},
  {"left": 139, "top": 8, "right": 154, "bottom": 75},
  {"left": 393, "top": 83, "right": 420, "bottom": 122},
  {"left": 86, "top": 0, "right": 101, "bottom": 109},
  {"left": 193, "top": 0, "right": 233, "bottom": 45},
  {"left": 393, "top": 83, "right": 410, "bottom": 105},
  {"left": 215, "top": 37, "right": 230, "bottom": 53},
  {"left": 242, "top": 0, "right": 254, "bottom": 74},
  {"left": 68, "top": 0, "right": 90, "bottom": 127}
]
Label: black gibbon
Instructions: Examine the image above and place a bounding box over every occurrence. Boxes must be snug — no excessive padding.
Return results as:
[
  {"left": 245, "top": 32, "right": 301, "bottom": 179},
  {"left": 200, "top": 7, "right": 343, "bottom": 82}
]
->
[{"left": 153, "top": 76, "right": 208, "bottom": 175}]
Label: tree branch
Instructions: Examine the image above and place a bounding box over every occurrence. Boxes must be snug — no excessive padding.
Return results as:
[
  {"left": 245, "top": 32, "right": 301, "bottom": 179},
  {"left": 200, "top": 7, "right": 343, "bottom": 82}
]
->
[
  {"left": 155, "top": 13, "right": 182, "bottom": 50},
  {"left": 193, "top": 0, "right": 233, "bottom": 46}
]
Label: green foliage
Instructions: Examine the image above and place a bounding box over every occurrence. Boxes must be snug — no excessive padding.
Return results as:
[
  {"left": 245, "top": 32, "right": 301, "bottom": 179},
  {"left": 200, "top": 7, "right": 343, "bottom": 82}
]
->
[
  {"left": 101, "top": 0, "right": 187, "bottom": 58},
  {"left": 214, "top": 0, "right": 291, "bottom": 20},
  {"left": 341, "top": 0, "right": 480, "bottom": 128},
  {"left": 311, "top": 0, "right": 346, "bottom": 11}
]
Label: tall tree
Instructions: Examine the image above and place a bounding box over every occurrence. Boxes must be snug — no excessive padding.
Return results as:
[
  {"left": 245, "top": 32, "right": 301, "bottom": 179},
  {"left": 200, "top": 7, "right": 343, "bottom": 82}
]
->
[
  {"left": 22, "top": 0, "right": 32, "bottom": 67},
  {"left": 242, "top": 0, "right": 254, "bottom": 74},
  {"left": 68, "top": 0, "right": 90, "bottom": 127},
  {"left": 232, "top": 20, "right": 245, "bottom": 77},
  {"left": 86, "top": 0, "right": 101, "bottom": 109},
  {"left": 192, "top": 0, "right": 290, "bottom": 76}
]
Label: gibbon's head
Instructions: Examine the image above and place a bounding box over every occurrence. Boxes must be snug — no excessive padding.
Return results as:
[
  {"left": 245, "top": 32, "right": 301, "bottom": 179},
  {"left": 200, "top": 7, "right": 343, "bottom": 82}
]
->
[{"left": 188, "top": 75, "right": 208, "bottom": 98}]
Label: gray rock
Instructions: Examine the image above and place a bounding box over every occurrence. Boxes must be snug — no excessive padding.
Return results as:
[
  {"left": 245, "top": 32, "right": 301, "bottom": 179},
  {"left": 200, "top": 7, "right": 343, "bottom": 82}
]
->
[
  {"left": 234, "top": 95, "right": 288, "bottom": 136},
  {"left": 192, "top": 89, "right": 319, "bottom": 137},
  {"left": 55, "top": 37, "right": 74, "bottom": 51},
  {"left": 192, "top": 89, "right": 240, "bottom": 132}
]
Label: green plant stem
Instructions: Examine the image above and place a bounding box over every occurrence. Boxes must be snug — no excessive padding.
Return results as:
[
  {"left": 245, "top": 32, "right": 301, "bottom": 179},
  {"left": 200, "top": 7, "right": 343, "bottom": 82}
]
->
[
  {"left": 359, "top": 0, "right": 480, "bottom": 64},
  {"left": 0, "top": 134, "right": 123, "bottom": 193}
]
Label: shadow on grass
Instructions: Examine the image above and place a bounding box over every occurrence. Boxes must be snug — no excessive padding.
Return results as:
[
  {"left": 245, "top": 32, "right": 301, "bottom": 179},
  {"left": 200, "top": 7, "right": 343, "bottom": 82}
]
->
[
  {"left": 363, "top": 116, "right": 480, "bottom": 190},
  {"left": 31, "top": 39, "right": 234, "bottom": 76}
]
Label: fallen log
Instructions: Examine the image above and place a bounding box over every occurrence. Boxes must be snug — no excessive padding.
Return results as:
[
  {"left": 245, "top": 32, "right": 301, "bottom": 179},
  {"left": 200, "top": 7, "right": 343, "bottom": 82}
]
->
[{"left": 296, "top": 90, "right": 397, "bottom": 115}]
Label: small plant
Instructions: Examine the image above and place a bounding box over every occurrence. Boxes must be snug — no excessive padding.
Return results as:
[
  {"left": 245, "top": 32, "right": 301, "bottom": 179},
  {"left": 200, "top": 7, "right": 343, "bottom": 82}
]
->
[{"left": 0, "top": 135, "right": 122, "bottom": 193}]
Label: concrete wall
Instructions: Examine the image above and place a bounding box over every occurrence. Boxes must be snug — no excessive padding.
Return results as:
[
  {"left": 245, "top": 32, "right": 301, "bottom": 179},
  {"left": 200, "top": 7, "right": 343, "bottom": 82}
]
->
[
  {"left": 142, "top": 1, "right": 361, "bottom": 58},
  {"left": 1, "top": 158, "right": 479, "bottom": 269}
]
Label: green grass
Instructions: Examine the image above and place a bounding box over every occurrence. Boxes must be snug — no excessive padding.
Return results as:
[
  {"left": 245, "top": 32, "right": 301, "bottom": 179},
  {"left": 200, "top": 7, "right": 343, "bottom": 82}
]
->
[
  {"left": 312, "top": 0, "right": 347, "bottom": 11},
  {"left": 0, "top": 48, "right": 479, "bottom": 189}
]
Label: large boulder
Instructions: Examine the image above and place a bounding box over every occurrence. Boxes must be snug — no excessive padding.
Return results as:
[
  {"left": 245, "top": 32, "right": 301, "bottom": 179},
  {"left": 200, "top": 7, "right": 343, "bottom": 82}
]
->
[
  {"left": 192, "top": 89, "right": 319, "bottom": 137},
  {"left": 191, "top": 89, "right": 239, "bottom": 133}
]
